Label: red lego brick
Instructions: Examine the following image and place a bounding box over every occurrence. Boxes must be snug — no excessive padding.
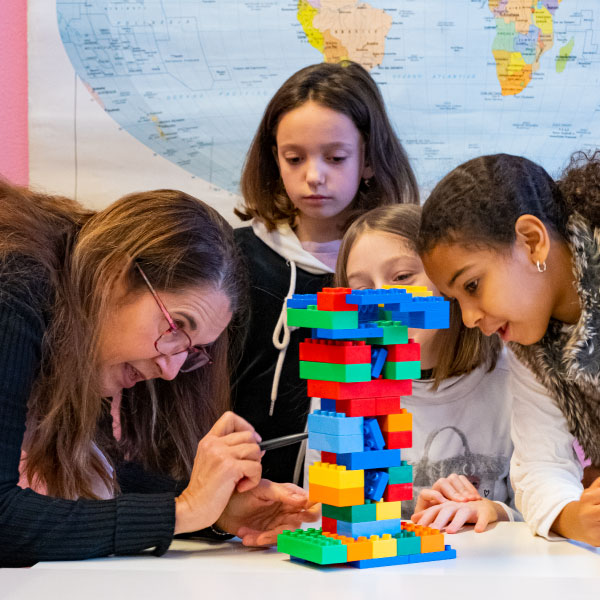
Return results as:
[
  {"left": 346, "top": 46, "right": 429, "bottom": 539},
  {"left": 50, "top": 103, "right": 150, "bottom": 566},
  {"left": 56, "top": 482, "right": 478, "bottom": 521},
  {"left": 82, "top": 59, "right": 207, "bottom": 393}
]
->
[
  {"left": 386, "top": 340, "right": 421, "bottom": 362},
  {"left": 316, "top": 287, "right": 355, "bottom": 311},
  {"left": 384, "top": 482, "right": 413, "bottom": 502},
  {"left": 322, "top": 516, "right": 337, "bottom": 534},
  {"left": 375, "top": 397, "right": 403, "bottom": 414},
  {"left": 299, "top": 339, "right": 371, "bottom": 364},
  {"left": 321, "top": 451, "right": 337, "bottom": 463},
  {"left": 322, "top": 397, "right": 403, "bottom": 417},
  {"left": 382, "top": 430, "right": 412, "bottom": 449},
  {"left": 307, "top": 379, "right": 412, "bottom": 400}
]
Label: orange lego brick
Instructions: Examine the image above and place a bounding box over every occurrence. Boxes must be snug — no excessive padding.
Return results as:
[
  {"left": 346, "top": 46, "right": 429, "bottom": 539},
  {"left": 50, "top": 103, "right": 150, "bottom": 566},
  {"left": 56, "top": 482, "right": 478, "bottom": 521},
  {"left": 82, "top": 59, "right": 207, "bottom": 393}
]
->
[
  {"left": 402, "top": 522, "right": 445, "bottom": 553},
  {"left": 379, "top": 410, "right": 412, "bottom": 432},
  {"left": 309, "top": 483, "right": 364, "bottom": 507}
]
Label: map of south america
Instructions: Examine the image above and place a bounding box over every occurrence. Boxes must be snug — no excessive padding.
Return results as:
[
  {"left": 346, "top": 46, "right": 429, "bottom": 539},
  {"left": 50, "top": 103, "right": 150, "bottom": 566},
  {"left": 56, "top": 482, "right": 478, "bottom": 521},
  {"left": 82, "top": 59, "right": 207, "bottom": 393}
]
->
[{"left": 297, "top": 0, "right": 392, "bottom": 70}]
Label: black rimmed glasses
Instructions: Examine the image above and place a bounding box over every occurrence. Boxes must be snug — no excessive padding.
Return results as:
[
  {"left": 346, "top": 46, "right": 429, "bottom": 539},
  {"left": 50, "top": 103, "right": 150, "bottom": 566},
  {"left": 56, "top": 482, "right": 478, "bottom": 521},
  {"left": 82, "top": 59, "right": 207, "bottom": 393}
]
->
[{"left": 135, "top": 263, "right": 213, "bottom": 373}]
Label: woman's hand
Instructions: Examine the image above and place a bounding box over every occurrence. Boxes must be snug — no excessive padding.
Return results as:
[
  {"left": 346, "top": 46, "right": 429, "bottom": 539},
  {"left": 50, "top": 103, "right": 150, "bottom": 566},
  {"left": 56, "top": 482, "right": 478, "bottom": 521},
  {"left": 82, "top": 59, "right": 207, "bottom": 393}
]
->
[
  {"left": 412, "top": 498, "right": 504, "bottom": 534},
  {"left": 413, "top": 474, "right": 481, "bottom": 514},
  {"left": 174, "top": 411, "right": 262, "bottom": 535},
  {"left": 217, "top": 479, "right": 320, "bottom": 546}
]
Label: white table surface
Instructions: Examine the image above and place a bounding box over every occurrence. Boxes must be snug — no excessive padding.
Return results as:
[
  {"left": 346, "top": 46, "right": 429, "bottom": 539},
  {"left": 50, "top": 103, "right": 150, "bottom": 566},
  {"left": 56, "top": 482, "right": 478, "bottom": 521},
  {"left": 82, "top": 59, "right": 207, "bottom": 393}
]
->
[{"left": 2, "top": 523, "right": 599, "bottom": 600}]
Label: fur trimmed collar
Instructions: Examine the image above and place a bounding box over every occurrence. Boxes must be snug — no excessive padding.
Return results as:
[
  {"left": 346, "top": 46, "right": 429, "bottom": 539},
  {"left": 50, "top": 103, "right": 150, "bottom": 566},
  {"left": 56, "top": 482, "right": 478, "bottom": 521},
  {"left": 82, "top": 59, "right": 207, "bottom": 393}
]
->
[{"left": 511, "top": 212, "right": 600, "bottom": 465}]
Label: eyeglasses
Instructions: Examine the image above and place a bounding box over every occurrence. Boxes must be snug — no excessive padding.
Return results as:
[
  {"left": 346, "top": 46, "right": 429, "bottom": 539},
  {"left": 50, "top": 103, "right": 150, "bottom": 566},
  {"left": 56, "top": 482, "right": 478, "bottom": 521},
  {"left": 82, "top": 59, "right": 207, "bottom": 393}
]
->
[{"left": 135, "top": 263, "right": 212, "bottom": 373}]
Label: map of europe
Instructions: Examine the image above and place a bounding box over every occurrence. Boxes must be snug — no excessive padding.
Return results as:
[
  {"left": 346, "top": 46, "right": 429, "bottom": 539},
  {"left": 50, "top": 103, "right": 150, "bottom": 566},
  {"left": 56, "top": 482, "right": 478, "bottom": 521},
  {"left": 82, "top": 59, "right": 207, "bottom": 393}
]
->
[{"left": 57, "top": 0, "right": 600, "bottom": 194}]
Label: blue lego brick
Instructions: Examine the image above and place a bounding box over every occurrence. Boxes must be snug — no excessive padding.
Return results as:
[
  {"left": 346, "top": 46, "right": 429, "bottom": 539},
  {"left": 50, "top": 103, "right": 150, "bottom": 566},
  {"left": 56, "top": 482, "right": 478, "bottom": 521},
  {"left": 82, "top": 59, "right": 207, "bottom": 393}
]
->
[
  {"left": 364, "top": 469, "right": 389, "bottom": 502},
  {"left": 337, "top": 517, "right": 401, "bottom": 538},
  {"left": 370, "top": 347, "right": 388, "bottom": 378},
  {"left": 363, "top": 418, "right": 386, "bottom": 451},
  {"left": 320, "top": 398, "right": 337, "bottom": 412},
  {"left": 336, "top": 449, "right": 401, "bottom": 470},
  {"left": 384, "top": 309, "right": 449, "bottom": 329},
  {"left": 313, "top": 322, "right": 384, "bottom": 340},
  {"left": 308, "top": 431, "right": 364, "bottom": 453},
  {"left": 358, "top": 304, "right": 379, "bottom": 322},
  {"left": 308, "top": 411, "right": 364, "bottom": 436},
  {"left": 346, "top": 289, "right": 412, "bottom": 306},
  {"left": 349, "top": 554, "right": 410, "bottom": 569},
  {"left": 287, "top": 294, "right": 318, "bottom": 309},
  {"left": 407, "top": 545, "right": 457, "bottom": 563}
]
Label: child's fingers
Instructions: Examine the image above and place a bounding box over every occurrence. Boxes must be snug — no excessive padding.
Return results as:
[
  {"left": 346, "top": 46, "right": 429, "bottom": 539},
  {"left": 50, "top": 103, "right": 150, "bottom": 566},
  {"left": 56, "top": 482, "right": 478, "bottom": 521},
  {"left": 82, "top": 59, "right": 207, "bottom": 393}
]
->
[
  {"left": 444, "top": 506, "right": 474, "bottom": 534},
  {"left": 432, "top": 475, "right": 479, "bottom": 502},
  {"left": 414, "top": 489, "right": 447, "bottom": 513},
  {"left": 473, "top": 507, "right": 492, "bottom": 533}
]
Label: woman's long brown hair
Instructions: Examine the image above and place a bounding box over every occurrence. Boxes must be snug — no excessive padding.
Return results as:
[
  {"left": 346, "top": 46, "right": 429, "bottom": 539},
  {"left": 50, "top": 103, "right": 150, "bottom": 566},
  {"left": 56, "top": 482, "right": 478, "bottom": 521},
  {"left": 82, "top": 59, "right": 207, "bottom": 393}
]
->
[{"left": 0, "top": 181, "right": 245, "bottom": 499}]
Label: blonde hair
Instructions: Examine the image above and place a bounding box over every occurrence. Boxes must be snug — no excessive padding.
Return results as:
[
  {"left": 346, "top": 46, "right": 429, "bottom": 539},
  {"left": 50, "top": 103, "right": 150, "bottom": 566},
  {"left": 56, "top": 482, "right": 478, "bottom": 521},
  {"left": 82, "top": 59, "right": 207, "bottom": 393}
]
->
[
  {"left": 0, "top": 181, "right": 245, "bottom": 499},
  {"left": 335, "top": 205, "right": 501, "bottom": 388},
  {"left": 235, "top": 61, "right": 418, "bottom": 231}
]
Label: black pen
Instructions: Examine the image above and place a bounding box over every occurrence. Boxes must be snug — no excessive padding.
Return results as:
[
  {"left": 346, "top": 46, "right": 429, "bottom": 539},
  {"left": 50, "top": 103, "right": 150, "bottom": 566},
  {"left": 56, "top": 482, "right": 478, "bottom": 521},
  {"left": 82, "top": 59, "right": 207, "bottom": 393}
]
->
[{"left": 259, "top": 432, "right": 309, "bottom": 451}]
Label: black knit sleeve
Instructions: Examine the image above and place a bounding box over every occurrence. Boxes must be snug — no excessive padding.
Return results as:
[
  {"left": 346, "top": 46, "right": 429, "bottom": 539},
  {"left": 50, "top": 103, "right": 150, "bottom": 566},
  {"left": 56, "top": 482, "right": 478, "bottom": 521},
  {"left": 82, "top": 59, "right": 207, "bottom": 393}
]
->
[{"left": 0, "top": 271, "right": 175, "bottom": 567}]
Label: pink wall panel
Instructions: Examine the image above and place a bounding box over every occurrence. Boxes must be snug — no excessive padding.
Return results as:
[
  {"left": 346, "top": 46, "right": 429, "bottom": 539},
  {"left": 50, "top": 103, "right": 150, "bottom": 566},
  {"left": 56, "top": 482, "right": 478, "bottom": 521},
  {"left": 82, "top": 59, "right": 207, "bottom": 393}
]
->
[{"left": 0, "top": 1, "right": 28, "bottom": 185}]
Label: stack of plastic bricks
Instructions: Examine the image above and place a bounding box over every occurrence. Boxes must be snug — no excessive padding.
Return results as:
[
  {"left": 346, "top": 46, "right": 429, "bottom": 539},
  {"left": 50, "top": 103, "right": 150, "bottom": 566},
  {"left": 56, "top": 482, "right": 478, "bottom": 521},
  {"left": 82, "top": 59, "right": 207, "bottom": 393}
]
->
[{"left": 277, "top": 286, "right": 457, "bottom": 568}]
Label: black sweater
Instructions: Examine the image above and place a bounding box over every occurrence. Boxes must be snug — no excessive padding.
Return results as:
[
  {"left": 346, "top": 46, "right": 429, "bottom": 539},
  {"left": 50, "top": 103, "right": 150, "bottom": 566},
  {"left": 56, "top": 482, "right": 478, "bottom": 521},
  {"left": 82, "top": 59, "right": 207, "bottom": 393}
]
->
[
  {"left": 232, "top": 227, "right": 332, "bottom": 484},
  {"left": 0, "top": 258, "right": 175, "bottom": 567}
]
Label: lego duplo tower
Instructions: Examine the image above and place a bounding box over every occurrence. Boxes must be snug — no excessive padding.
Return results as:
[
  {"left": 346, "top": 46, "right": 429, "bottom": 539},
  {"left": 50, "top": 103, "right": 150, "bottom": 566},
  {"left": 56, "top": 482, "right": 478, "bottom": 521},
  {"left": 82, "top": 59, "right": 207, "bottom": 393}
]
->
[{"left": 277, "top": 286, "right": 457, "bottom": 568}]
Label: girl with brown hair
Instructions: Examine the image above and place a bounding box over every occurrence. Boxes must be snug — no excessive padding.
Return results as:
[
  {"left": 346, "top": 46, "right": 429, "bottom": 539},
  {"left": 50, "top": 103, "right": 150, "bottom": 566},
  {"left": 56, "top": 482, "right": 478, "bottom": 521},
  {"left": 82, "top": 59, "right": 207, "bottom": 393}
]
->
[
  {"left": 232, "top": 61, "right": 418, "bottom": 486},
  {"left": 330, "top": 204, "right": 519, "bottom": 533},
  {"left": 0, "top": 182, "right": 315, "bottom": 567}
]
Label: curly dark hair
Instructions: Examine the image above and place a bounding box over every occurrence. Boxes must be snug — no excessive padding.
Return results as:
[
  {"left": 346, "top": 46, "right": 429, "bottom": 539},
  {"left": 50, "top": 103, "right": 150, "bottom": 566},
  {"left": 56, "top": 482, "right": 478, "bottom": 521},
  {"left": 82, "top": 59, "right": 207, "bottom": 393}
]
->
[
  {"left": 417, "top": 153, "right": 569, "bottom": 255},
  {"left": 418, "top": 151, "right": 600, "bottom": 256}
]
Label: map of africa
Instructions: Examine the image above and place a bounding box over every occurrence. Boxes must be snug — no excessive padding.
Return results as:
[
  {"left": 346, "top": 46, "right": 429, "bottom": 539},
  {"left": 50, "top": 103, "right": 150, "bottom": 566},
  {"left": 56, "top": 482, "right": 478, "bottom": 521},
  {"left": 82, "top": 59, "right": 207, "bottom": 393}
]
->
[{"left": 57, "top": 0, "right": 600, "bottom": 194}]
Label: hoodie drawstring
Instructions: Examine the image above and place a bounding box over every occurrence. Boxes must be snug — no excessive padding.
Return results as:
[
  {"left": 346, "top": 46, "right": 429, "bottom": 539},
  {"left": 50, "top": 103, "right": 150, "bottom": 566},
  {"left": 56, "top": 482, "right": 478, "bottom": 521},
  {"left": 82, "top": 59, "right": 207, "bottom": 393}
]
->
[{"left": 269, "top": 259, "right": 298, "bottom": 416}]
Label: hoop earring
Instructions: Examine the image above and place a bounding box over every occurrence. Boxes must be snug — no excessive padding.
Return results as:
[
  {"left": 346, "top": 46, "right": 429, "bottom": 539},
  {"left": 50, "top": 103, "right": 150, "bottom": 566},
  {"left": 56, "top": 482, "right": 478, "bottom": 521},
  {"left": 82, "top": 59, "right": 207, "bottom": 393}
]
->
[
  {"left": 536, "top": 260, "right": 547, "bottom": 273},
  {"left": 363, "top": 177, "right": 371, "bottom": 188}
]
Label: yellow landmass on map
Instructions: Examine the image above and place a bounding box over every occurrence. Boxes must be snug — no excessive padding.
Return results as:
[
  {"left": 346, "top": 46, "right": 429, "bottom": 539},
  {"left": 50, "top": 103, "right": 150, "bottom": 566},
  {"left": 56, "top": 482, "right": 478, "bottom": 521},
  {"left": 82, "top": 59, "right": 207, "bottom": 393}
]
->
[
  {"left": 298, "top": 0, "right": 324, "bottom": 53},
  {"left": 493, "top": 50, "right": 533, "bottom": 96},
  {"left": 298, "top": 0, "right": 392, "bottom": 71},
  {"left": 489, "top": 0, "right": 561, "bottom": 96}
]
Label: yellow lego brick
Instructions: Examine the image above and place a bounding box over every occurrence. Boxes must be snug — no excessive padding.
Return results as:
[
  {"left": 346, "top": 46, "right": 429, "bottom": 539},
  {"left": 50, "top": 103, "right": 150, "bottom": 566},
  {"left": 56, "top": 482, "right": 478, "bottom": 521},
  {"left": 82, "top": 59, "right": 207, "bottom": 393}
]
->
[
  {"left": 383, "top": 284, "right": 433, "bottom": 297},
  {"left": 308, "top": 461, "right": 364, "bottom": 489},
  {"left": 375, "top": 500, "right": 402, "bottom": 520},
  {"left": 379, "top": 410, "right": 412, "bottom": 432},
  {"left": 370, "top": 534, "right": 397, "bottom": 559}
]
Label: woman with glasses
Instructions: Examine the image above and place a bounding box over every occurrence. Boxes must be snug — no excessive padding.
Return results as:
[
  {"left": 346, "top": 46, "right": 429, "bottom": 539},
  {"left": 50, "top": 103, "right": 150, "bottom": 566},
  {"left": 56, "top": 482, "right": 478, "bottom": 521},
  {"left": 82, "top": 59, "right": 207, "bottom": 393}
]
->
[{"left": 0, "top": 182, "right": 316, "bottom": 567}]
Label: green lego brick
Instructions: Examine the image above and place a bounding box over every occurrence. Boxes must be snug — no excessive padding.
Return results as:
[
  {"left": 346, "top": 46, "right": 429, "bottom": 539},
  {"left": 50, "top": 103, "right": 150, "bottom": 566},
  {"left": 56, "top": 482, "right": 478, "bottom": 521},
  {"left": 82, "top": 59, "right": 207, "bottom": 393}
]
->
[
  {"left": 277, "top": 528, "right": 348, "bottom": 565},
  {"left": 299, "top": 361, "right": 372, "bottom": 383},
  {"left": 383, "top": 361, "right": 421, "bottom": 380},
  {"left": 287, "top": 306, "right": 358, "bottom": 329},
  {"left": 393, "top": 530, "right": 421, "bottom": 555},
  {"left": 365, "top": 321, "right": 408, "bottom": 345},
  {"left": 322, "top": 501, "right": 377, "bottom": 523},
  {"left": 388, "top": 462, "right": 413, "bottom": 484}
]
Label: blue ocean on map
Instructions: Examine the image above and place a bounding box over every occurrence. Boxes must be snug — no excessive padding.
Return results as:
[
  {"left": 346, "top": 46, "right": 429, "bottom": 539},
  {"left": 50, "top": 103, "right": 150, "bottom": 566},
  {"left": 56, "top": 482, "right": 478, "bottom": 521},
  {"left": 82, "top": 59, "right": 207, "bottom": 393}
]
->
[{"left": 57, "top": 0, "right": 600, "bottom": 193}]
